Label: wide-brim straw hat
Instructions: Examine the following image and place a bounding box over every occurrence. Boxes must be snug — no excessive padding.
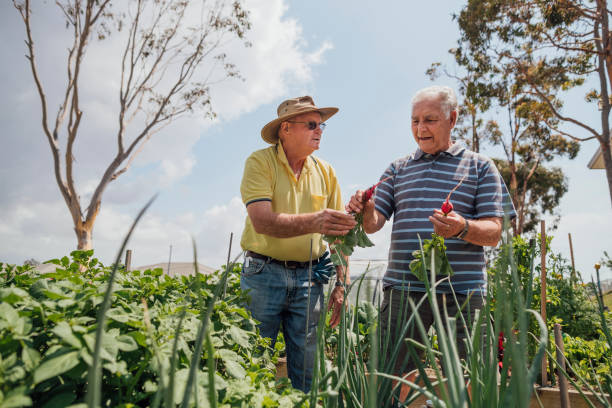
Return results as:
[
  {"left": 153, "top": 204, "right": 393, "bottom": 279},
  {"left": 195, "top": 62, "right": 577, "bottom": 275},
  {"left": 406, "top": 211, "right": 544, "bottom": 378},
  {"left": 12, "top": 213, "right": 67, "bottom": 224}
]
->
[{"left": 261, "top": 96, "right": 339, "bottom": 144}]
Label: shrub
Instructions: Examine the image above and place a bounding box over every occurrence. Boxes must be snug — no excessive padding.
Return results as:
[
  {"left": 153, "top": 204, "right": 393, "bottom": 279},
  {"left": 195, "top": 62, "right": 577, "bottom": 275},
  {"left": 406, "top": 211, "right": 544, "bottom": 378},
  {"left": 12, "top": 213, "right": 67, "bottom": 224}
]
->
[{"left": 0, "top": 251, "right": 304, "bottom": 407}]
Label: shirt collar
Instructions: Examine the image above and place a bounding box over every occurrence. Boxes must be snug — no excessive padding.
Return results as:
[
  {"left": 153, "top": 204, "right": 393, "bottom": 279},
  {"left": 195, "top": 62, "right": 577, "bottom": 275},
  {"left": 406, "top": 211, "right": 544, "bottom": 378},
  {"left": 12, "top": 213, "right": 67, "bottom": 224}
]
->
[{"left": 413, "top": 141, "right": 465, "bottom": 160}]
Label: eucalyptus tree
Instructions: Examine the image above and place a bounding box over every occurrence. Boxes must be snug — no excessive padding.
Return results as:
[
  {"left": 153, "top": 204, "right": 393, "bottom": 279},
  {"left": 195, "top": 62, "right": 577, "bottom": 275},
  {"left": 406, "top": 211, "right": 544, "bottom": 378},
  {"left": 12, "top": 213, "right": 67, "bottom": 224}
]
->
[
  {"left": 12, "top": 0, "right": 251, "bottom": 250},
  {"left": 457, "top": 0, "right": 612, "bottom": 206}
]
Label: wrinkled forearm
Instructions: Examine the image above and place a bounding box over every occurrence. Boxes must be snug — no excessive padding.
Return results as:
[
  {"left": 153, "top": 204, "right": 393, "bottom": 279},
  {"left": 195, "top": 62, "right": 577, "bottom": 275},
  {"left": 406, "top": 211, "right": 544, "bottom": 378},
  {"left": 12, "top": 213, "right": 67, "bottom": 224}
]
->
[
  {"left": 332, "top": 253, "right": 350, "bottom": 285},
  {"left": 462, "top": 217, "right": 502, "bottom": 247},
  {"left": 362, "top": 207, "right": 386, "bottom": 234},
  {"left": 253, "top": 211, "right": 319, "bottom": 238}
]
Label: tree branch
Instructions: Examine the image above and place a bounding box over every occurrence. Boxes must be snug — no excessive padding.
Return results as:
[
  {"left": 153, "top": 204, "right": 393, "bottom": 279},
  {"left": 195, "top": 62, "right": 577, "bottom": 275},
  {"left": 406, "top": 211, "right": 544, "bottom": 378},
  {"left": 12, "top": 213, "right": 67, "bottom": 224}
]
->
[
  {"left": 14, "top": 0, "right": 73, "bottom": 212},
  {"left": 522, "top": 84, "right": 601, "bottom": 138},
  {"left": 542, "top": 119, "right": 598, "bottom": 142}
]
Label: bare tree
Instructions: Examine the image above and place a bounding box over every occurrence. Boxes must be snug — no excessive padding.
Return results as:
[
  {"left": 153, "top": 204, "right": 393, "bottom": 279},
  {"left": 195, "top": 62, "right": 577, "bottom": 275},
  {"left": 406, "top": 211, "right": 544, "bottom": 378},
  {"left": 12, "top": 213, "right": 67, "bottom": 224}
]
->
[{"left": 13, "top": 0, "right": 250, "bottom": 249}]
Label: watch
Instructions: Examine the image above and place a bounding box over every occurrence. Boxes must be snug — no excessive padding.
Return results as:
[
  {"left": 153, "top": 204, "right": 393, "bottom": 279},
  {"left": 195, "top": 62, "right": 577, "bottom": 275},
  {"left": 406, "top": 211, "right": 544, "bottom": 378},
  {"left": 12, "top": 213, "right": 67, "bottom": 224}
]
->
[
  {"left": 335, "top": 280, "right": 346, "bottom": 288},
  {"left": 456, "top": 219, "right": 470, "bottom": 239}
]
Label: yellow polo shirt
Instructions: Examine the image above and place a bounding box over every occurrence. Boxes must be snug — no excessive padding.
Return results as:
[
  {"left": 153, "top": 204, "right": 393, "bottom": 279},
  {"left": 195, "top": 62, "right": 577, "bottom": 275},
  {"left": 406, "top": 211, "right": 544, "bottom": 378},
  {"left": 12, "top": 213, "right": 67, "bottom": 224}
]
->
[{"left": 240, "top": 141, "right": 343, "bottom": 262}]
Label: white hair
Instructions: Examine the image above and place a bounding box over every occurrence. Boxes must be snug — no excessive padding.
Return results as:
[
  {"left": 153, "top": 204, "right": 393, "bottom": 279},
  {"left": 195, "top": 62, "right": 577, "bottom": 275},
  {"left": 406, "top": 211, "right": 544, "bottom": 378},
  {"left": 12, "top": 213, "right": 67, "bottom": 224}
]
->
[{"left": 411, "top": 85, "right": 458, "bottom": 119}]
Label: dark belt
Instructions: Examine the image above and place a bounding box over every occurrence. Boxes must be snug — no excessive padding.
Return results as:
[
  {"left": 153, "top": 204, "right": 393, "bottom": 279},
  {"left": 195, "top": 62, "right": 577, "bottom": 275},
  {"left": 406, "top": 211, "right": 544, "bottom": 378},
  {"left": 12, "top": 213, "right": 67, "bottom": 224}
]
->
[{"left": 246, "top": 250, "right": 323, "bottom": 269}]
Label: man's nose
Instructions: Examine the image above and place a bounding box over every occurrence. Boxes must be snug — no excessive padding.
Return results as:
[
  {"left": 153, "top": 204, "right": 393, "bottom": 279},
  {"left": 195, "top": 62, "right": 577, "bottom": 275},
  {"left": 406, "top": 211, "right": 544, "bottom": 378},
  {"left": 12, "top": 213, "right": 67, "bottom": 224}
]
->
[{"left": 415, "top": 121, "right": 427, "bottom": 134}]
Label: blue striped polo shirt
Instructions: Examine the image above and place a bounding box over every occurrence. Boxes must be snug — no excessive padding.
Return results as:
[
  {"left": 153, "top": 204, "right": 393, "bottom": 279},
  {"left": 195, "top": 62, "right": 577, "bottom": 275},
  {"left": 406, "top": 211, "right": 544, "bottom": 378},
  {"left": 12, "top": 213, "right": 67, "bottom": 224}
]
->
[{"left": 374, "top": 143, "right": 516, "bottom": 294}]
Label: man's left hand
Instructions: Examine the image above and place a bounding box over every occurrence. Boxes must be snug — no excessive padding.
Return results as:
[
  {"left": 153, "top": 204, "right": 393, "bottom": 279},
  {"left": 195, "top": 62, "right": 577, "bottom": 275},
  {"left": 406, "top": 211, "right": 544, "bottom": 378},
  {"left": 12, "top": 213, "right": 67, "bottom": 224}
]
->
[
  {"left": 429, "top": 209, "right": 465, "bottom": 238},
  {"left": 328, "top": 285, "right": 346, "bottom": 328}
]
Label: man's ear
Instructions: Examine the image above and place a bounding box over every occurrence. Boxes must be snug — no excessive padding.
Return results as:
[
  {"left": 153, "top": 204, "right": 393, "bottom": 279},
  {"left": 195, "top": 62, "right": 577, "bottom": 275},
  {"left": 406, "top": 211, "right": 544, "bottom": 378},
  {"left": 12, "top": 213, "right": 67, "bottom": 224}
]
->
[
  {"left": 449, "top": 110, "right": 458, "bottom": 128},
  {"left": 277, "top": 122, "right": 288, "bottom": 142}
]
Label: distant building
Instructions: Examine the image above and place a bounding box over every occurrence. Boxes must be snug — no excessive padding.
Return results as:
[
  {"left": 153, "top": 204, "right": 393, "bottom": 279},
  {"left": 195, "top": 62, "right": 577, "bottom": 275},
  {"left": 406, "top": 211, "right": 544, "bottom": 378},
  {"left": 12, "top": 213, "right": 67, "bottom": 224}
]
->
[{"left": 587, "top": 140, "right": 611, "bottom": 169}]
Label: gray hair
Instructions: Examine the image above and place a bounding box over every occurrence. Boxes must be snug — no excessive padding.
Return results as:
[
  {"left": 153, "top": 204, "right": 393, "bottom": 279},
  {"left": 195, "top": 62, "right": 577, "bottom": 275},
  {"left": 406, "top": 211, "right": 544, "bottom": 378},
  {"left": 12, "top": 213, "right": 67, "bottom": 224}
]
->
[{"left": 411, "top": 85, "right": 458, "bottom": 119}]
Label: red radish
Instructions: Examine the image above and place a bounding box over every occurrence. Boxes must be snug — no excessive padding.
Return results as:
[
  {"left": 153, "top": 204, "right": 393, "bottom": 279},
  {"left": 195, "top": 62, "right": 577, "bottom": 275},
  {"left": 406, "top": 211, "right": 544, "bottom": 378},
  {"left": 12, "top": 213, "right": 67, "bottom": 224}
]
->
[
  {"left": 363, "top": 176, "right": 393, "bottom": 202},
  {"left": 441, "top": 175, "right": 466, "bottom": 216},
  {"left": 441, "top": 200, "right": 453, "bottom": 215}
]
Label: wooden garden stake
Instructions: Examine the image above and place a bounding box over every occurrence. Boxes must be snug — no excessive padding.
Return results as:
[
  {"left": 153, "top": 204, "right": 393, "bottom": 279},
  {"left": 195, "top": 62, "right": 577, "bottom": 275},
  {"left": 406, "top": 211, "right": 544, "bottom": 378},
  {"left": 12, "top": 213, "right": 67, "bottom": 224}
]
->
[
  {"left": 223, "top": 232, "right": 233, "bottom": 297},
  {"left": 540, "top": 220, "right": 548, "bottom": 386},
  {"left": 568, "top": 233, "right": 576, "bottom": 282},
  {"left": 554, "top": 323, "right": 570, "bottom": 408},
  {"left": 167, "top": 244, "right": 173, "bottom": 276},
  {"left": 125, "top": 249, "right": 132, "bottom": 272}
]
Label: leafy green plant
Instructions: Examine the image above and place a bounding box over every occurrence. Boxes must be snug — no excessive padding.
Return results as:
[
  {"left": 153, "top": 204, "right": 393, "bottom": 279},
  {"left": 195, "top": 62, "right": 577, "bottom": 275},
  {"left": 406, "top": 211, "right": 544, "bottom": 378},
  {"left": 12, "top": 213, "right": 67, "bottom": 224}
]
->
[
  {"left": 0, "top": 255, "right": 303, "bottom": 407},
  {"left": 563, "top": 335, "right": 611, "bottom": 385},
  {"left": 323, "top": 212, "right": 374, "bottom": 267},
  {"left": 409, "top": 234, "right": 453, "bottom": 282},
  {"left": 306, "top": 225, "right": 550, "bottom": 407}
]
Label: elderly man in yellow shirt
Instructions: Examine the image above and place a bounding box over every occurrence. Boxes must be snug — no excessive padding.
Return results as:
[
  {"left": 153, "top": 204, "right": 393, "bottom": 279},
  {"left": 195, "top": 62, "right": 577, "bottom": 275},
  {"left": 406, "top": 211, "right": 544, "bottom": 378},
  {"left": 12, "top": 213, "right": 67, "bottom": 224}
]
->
[{"left": 240, "top": 96, "right": 355, "bottom": 392}]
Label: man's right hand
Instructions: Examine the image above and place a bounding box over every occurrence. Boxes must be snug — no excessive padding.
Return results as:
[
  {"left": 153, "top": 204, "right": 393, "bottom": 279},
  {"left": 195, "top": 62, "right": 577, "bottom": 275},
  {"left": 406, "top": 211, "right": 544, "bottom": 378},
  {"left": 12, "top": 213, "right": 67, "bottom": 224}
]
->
[
  {"left": 315, "top": 209, "right": 356, "bottom": 236},
  {"left": 345, "top": 190, "right": 374, "bottom": 214}
]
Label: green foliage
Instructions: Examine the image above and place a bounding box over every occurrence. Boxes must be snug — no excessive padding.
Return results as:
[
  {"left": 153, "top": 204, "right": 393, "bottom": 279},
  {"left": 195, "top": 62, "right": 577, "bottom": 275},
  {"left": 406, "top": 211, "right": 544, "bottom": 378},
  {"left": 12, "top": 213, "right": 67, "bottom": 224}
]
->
[
  {"left": 488, "top": 234, "right": 536, "bottom": 312},
  {"left": 324, "top": 300, "right": 377, "bottom": 363},
  {"left": 537, "top": 251, "right": 601, "bottom": 339},
  {"left": 563, "top": 334, "right": 611, "bottom": 386},
  {"left": 409, "top": 234, "right": 453, "bottom": 282},
  {"left": 323, "top": 212, "right": 374, "bottom": 267},
  {"left": 0, "top": 253, "right": 304, "bottom": 407},
  {"left": 493, "top": 159, "right": 568, "bottom": 234},
  {"left": 455, "top": 0, "right": 612, "bottom": 206},
  {"left": 309, "top": 226, "right": 550, "bottom": 407},
  {"left": 601, "top": 251, "right": 612, "bottom": 273},
  {"left": 489, "top": 233, "right": 612, "bottom": 401}
]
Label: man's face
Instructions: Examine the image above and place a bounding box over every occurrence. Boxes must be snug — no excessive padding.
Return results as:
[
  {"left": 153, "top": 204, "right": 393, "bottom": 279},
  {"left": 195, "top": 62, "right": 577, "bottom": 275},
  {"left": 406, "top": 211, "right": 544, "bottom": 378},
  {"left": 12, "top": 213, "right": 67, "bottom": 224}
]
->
[
  {"left": 280, "top": 111, "right": 324, "bottom": 158},
  {"left": 411, "top": 97, "right": 456, "bottom": 155}
]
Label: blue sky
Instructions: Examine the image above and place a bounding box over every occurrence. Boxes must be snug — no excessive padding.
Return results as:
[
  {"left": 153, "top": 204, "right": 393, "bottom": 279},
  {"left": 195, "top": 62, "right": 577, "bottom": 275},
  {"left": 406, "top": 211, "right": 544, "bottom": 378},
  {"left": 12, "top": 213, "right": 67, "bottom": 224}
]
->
[{"left": 1, "top": 1, "right": 610, "bottom": 281}]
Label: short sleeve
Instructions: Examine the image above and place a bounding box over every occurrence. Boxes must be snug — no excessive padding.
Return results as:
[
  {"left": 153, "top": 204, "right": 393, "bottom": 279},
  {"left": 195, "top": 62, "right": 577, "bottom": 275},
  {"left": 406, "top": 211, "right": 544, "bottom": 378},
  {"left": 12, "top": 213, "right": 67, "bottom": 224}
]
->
[
  {"left": 374, "top": 163, "right": 396, "bottom": 220},
  {"left": 474, "top": 159, "right": 516, "bottom": 219},
  {"left": 240, "top": 152, "right": 273, "bottom": 206}
]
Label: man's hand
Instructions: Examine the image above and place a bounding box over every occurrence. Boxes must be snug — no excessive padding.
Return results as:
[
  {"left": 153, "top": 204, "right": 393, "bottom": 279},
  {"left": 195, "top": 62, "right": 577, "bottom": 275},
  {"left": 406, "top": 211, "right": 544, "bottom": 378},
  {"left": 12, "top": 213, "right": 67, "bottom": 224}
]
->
[
  {"left": 429, "top": 210, "right": 502, "bottom": 246},
  {"left": 429, "top": 209, "right": 465, "bottom": 238},
  {"left": 315, "top": 209, "right": 356, "bottom": 236},
  {"left": 328, "top": 285, "right": 346, "bottom": 328},
  {"left": 246, "top": 201, "right": 356, "bottom": 238},
  {"left": 345, "top": 190, "right": 371, "bottom": 214},
  {"left": 345, "top": 190, "right": 386, "bottom": 234},
  {"left": 312, "top": 251, "right": 334, "bottom": 284}
]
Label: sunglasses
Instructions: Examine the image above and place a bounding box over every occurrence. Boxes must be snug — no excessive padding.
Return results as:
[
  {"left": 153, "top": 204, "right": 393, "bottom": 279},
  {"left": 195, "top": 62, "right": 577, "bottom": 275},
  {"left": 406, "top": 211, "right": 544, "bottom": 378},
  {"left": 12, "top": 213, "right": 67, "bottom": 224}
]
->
[{"left": 287, "top": 120, "right": 327, "bottom": 131}]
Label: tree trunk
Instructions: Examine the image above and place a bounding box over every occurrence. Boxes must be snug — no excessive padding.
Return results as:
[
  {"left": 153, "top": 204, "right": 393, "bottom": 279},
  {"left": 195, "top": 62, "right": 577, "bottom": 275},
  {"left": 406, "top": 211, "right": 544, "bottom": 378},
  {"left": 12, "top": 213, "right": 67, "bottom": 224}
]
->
[
  {"left": 471, "top": 111, "right": 480, "bottom": 153},
  {"left": 75, "top": 222, "right": 93, "bottom": 250},
  {"left": 596, "top": 9, "right": 612, "bottom": 206},
  {"left": 601, "top": 136, "right": 612, "bottom": 206}
]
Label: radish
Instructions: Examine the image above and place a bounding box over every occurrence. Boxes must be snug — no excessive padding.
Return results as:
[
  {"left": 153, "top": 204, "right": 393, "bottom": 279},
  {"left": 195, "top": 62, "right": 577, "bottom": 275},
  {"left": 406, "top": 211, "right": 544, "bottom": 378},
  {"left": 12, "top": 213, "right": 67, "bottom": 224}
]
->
[
  {"left": 362, "top": 176, "right": 393, "bottom": 202},
  {"left": 441, "top": 175, "right": 466, "bottom": 216}
]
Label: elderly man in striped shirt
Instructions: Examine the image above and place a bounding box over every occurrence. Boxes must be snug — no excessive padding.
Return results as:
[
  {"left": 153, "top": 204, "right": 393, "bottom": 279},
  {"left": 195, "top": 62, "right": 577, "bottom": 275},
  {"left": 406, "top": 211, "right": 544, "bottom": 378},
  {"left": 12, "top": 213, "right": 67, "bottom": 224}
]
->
[{"left": 347, "top": 85, "right": 516, "bottom": 377}]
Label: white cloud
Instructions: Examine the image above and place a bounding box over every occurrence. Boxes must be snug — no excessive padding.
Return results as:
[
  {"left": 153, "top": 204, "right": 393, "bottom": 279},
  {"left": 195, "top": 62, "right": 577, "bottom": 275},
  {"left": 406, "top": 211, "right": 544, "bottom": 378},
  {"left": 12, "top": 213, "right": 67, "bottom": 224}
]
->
[
  {"left": 193, "top": 197, "right": 247, "bottom": 266},
  {"left": 207, "top": 0, "right": 334, "bottom": 121},
  {"left": 0, "top": 195, "right": 247, "bottom": 271}
]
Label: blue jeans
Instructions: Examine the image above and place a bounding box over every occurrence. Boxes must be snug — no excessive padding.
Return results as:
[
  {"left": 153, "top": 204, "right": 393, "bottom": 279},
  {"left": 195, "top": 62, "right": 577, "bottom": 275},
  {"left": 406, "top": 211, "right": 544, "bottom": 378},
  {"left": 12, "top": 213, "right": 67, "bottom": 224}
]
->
[{"left": 241, "top": 256, "right": 324, "bottom": 392}]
